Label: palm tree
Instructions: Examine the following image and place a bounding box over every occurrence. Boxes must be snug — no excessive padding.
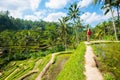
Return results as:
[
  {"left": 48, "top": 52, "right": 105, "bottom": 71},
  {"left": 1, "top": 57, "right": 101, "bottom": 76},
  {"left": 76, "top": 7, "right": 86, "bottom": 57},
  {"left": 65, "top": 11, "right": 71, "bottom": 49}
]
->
[
  {"left": 93, "top": 0, "right": 118, "bottom": 40},
  {"left": 75, "top": 17, "right": 84, "bottom": 41},
  {"left": 58, "top": 17, "right": 69, "bottom": 50},
  {"left": 113, "top": 0, "right": 120, "bottom": 21},
  {"left": 67, "top": 2, "right": 81, "bottom": 45}
]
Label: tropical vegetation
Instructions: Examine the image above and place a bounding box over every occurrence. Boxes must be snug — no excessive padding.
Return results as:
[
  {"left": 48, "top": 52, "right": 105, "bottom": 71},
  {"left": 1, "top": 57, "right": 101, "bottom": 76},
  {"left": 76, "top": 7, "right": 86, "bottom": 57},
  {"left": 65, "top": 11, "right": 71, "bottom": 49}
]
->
[
  {"left": 0, "top": 0, "right": 120, "bottom": 80},
  {"left": 93, "top": 0, "right": 120, "bottom": 40},
  {"left": 92, "top": 42, "right": 120, "bottom": 80}
]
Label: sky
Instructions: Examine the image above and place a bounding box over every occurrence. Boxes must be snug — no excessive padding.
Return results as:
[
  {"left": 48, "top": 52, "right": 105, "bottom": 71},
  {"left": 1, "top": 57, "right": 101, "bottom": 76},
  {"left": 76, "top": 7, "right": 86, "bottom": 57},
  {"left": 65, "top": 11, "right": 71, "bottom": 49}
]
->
[{"left": 0, "top": 0, "right": 117, "bottom": 27}]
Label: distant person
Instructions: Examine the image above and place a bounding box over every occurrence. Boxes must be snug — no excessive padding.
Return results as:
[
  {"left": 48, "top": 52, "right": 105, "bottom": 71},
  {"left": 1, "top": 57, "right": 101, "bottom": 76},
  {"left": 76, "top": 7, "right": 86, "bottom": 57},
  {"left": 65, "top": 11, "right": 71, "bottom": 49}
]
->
[{"left": 87, "top": 28, "right": 92, "bottom": 42}]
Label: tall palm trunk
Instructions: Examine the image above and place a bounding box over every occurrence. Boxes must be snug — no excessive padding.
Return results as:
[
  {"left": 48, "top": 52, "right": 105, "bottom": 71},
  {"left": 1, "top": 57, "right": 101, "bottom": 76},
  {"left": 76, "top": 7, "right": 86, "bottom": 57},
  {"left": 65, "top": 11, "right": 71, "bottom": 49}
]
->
[
  {"left": 74, "top": 19, "right": 79, "bottom": 46},
  {"left": 110, "top": 6, "right": 118, "bottom": 40},
  {"left": 93, "top": 0, "right": 119, "bottom": 40},
  {"left": 75, "top": 26, "right": 79, "bottom": 44},
  {"left": 59, "top": 18, "right": 67, "bottom": 50},
  {"left": 64, "top": 25, "right": 67, "bottom": 50},
  {"left": 64, "top": 37, "right": 67, "bottom": 50}
]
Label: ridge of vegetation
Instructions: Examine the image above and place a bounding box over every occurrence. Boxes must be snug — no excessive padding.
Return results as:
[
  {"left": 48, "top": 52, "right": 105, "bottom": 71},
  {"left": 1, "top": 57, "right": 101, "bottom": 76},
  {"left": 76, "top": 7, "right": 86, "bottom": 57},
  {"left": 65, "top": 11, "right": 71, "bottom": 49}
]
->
[
  {"left": 41, "top": 52, "right": 72, "bottom": 80},
  {"left": 36, "top": 51, "right": 72, "bottom": 80},
  {"left": 56, "top": 42, "right": 86, "bottom": 80}
]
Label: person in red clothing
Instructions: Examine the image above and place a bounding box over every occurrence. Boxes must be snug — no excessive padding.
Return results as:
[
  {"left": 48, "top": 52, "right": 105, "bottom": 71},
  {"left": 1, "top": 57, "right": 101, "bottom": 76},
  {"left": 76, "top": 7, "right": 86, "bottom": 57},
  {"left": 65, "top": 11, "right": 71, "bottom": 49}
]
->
[{"left": 87, "top": 28, "right": 92, "bottom": 42}]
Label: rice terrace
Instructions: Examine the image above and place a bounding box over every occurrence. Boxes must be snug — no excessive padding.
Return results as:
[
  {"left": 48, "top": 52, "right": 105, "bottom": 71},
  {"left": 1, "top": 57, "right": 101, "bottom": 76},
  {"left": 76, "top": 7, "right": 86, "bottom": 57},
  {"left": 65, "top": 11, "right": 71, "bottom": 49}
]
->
[{"left": 0, "top": 0, "right": 120, "bottom": 80}]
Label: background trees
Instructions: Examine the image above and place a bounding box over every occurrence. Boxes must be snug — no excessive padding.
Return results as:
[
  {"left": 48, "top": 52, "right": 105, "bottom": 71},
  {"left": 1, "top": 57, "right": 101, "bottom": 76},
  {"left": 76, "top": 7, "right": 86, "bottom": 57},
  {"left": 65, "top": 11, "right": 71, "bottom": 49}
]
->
[
  {"left": 58, "top": 17, "right": 69, "bottom": 50},
  {"left": 93, "top": 0, "right": 120, "bottom": 40},
  {"left": 67, "top": 2, "right": 82, "bottom": 45},
  {"left": 0, "top": 9, "right": 84, "bottom": 60}
]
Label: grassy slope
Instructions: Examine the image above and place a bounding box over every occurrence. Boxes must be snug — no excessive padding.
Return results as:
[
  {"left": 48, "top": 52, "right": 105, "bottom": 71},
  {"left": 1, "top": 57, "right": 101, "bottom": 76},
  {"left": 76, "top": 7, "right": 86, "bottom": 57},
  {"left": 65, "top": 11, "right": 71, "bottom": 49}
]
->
[
  {"left": 56, "top": 42, "right": 86, "bottom": 80},
  {"left": 42, "top": 53, "right": 71, "bottom": 80},
  {"left": 92, "top": 42, "right": 120, "bottom": 80},
  {"left": 0, "top": 54, "right": 51, "bottom": 80}
]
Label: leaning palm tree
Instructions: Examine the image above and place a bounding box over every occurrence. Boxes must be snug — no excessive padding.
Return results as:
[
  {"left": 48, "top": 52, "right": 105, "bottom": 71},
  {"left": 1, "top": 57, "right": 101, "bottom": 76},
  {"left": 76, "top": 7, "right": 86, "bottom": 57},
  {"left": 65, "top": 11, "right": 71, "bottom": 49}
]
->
[
  {"left": 67, "top": 2, "right": 81, "bottom": 45},
  {"left": 93, "top": 0, "right": 118, "bottom": 40}
]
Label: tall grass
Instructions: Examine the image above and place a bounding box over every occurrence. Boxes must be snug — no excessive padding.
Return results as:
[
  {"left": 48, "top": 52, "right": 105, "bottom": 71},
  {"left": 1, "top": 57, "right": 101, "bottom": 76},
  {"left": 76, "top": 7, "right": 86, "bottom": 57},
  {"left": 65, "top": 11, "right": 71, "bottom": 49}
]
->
[
  {"left": 92, "top": 42, "right": 120, "bottom": 80},
  {"left": 56, "top": 42, "right": 86, "bottom": 80}
]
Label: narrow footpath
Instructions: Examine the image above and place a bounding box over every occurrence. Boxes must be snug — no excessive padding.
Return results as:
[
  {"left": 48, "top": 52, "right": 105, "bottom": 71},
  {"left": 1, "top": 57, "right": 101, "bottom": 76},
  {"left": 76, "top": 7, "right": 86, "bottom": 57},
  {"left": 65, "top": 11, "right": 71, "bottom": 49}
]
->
[{"left": 84, "top": 42, "right": 103, "bottom": 80}]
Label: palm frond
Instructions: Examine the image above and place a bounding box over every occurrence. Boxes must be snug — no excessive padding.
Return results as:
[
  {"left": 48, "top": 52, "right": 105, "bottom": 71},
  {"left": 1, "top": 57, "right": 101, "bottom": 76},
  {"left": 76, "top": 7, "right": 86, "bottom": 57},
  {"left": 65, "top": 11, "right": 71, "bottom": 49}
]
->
[{"left": 104, "top": 9, "right": 110, "bottom": 15}]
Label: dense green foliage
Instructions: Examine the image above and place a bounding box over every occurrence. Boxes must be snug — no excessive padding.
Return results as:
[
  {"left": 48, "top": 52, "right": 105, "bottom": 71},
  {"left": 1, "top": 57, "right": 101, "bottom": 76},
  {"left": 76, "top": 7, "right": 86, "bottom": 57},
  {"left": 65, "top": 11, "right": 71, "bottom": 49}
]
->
[
  {"left": 92, "top": 20, "right": 120, "bottom": 40},
  {"left": 56, "top": 42, "right": 86, "bottom": 80},
  {"left": 92, "top": 42, "right": 120, "bottom": 80},
  {"left": 0, "top": 11, "right": 83, "bottom": 69},
  {"left": 0, "top": 50, "right": 52, "bottom": 68},
  {"left": 94, "top": 0, "right": 120, "bottom": 40},
  {"left": 0, "top": 9, "right": 86, "bottom": 64}
]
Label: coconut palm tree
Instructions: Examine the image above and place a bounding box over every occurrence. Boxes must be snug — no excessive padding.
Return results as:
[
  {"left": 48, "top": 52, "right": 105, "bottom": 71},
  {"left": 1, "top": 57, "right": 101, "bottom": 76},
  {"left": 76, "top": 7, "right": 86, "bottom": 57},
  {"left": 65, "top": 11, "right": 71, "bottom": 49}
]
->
[
  {"left": 67, "top": 2, "right": 81, "bottom": 45},
  {"left": 93, "top": 0, "right": 118, "bottom": 40},
  {"left": 75, "top": 17, "right": 84, "bottom": 41}
]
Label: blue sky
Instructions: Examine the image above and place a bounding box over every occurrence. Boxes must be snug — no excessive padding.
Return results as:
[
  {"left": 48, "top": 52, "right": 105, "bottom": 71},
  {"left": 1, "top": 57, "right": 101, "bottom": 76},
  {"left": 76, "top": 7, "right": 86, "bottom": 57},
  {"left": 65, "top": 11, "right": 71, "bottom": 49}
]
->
[{"left": 0, "top": 0, "right": 117, "bottom": 27}]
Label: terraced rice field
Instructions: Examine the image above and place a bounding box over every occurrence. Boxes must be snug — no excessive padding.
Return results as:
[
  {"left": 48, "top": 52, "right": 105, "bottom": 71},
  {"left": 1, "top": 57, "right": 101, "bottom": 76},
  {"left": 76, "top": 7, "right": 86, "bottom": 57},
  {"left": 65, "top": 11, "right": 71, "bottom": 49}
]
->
[{"left": 0, "top": 54, "right": 51, "bottom": 80}]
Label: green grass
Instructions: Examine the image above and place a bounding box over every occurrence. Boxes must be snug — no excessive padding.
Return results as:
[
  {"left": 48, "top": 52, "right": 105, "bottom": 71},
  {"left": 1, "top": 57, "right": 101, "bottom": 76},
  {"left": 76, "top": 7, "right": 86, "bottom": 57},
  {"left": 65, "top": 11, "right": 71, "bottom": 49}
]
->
[
  {"left": 42, "top": 52, "right": 72, "bottom": 80},
  {"left": 0, "top": 54, "right": 51, "bottom": 80},
  {"left": 56, "top": 42, "right": 86, "bottom": 80},
  {"left": 92, "top": 42, "right": 120, "bottom": 80}
]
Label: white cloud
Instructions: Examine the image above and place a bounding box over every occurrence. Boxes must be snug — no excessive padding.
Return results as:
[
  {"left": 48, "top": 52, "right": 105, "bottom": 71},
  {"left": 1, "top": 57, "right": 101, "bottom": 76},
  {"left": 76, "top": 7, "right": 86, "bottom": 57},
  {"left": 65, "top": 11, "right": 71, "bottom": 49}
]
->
[
  {"left": 0, "top": 0, "right": 41, "bottom": 18},
  {"left": 45, "top": 0, "right": 70, "bottom": 9},
  {"left": 10, "top": 10, "right": 23, "bottom": 18},
  {"left": 24, "top": 15, "right": 39, "bottom": 21},
  {"left": 23, "top": 10, "right": 46, "bottom": 21},
  {"left": 78, "top": 0, "right": 93, "bottom": 8},
  {"left": 80, "top": 11, "right": 117, "bottom": 27},
  {"left": 0, "top": 0, "right": 27, "bottom": 11},
  {"left": 29, "top": 0, "right": 40, "bottom": 11},
  {"left": 34, "top": 10, "right": 46, "bottom": 17},
  {"left": 0, "top": 0, "right": 41, "bottom": 11},
  {"left": 44, "top": 12, "right": 66, "bottom": 22}
]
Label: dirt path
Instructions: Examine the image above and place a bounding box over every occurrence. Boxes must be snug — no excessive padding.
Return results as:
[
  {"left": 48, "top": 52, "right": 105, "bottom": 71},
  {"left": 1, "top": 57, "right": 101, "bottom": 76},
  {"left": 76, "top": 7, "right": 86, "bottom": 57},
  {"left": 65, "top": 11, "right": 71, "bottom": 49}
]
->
[
  {"left": 84, "top": 42, "right": 103, "bottom": 80},
  {"left": 35, "top": 53, "right": 59, "bottom": 80},
  {"left": 0, "top": 72, "right": 2, "bottom": 76}
]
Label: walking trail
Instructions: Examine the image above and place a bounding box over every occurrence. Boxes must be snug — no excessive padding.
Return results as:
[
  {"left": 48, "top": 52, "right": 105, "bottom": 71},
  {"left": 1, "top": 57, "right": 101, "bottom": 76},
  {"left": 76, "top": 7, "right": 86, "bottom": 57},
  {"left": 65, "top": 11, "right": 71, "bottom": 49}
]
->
[{"left": 84, "top": 42, "right": 103, "bottom": 80}]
